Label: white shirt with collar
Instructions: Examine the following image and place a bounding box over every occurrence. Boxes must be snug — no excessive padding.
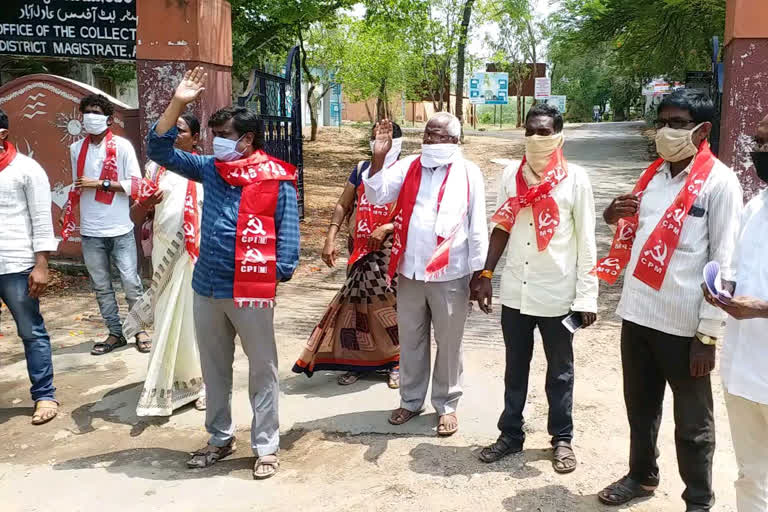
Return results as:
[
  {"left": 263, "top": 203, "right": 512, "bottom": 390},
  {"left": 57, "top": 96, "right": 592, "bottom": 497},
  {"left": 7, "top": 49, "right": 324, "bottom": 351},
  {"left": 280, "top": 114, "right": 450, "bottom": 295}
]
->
[
  {"left": 722, "top": 189, "right": 768, "bottom": 404},
  {"left": 615, "top": 156, "right": 743, "bottom": 338},
  {"left": 494, "top": 160, "right": 598, "bottom": 317},
  {"left": 69, "top": 134, "right": 141, "bottom": 238},
  {"left": 0, "top": 152, "right": 59, "bottom": 275},
  {"left": 363, "top": 153, "right": 488, "bottom": 282}
]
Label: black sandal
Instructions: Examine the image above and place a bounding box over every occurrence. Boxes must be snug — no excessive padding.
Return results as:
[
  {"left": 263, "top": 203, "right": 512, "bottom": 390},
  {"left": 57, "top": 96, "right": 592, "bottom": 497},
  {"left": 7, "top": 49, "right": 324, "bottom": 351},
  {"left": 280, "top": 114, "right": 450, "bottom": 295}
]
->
[
  {"left": 552, "top": 441, "right": 577, "bottom": 474},
  {"left": 598, "top": 476, "right": 656, "bottom": 506},
  {"left": 479, "top": 434, "right": 523, "bottom": 463},
  {"left": 186, "top": 440, "right": 236, "bottom": 469},
  {"left": 91, "top": 335, "right": 127, "bottom": 355}
]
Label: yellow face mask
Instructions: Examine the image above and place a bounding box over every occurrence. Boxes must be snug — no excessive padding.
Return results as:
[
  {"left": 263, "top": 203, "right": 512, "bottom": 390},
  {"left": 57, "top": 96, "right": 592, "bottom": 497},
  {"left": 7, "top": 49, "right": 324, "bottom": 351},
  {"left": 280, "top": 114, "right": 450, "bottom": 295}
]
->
[
  {"left": 524, "top": 133, "right": 564, "bottom": 183},
  {"left": 655, "top": 124, "right": 704, "bottom": 163}
]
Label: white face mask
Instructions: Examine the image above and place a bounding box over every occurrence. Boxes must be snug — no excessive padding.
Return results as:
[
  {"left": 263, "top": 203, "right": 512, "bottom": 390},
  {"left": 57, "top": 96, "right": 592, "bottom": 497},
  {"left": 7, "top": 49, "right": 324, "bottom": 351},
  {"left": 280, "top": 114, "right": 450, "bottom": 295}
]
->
[
  {"left": 370, "top": 137, "right": 403, "bottom": 169},
  {"left": 655, "top": 124, "right": 704, "bottom": 163},
  {"left": 213, "top": 135, "right": 245, "bottom": 162},
  {"left": 525, "top": 133, "right": 564, "bottom": 175},
  {"left": 421, "top": 143, "right": 459, "bottom": 168},
  {"left": 82, "top": 113, "right": 109, "bottom": 135}
]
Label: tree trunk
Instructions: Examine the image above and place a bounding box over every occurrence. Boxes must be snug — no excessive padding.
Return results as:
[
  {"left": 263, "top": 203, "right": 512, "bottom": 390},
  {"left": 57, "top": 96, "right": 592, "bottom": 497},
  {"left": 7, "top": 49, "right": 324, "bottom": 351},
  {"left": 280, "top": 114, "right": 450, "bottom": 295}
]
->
[
  {"left": 364, "top": 101, "right": 374, "bottom": 123},
  {"left": 377, "top": 79, "right": 387, "bottom": 121},
  {"left": 298, "top": 27, "right": 318, "bottom": 141},
  {"left": 455, "top": 0, "right": 475, "bottom": 141}
]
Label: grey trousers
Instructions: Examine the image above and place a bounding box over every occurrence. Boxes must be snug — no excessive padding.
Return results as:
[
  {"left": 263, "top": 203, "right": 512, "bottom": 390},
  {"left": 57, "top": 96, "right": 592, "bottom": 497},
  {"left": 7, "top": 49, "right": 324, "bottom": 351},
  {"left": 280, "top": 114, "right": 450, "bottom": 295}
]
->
[
  {"left": 397, "top": 275, "right": 471, "bottom": 415},
  {"left": 193, "top": 293, "right": 279, "bottom": 456}
]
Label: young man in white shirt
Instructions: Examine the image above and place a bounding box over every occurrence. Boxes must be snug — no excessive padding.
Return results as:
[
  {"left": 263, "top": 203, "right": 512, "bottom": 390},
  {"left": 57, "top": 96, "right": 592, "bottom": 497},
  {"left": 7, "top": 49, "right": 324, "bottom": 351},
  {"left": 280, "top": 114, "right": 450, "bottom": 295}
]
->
[
  {"left": 704, "top": 114, "right": 768, "bottom": 512},
  {"left": 63, "top": 94, "right": 148, "bottom": 355},
  {"left": 472, "top": 103, "right": 598, "bottom": 473},
  {"left": 365, "top": 113, "right": 488, "bottom": 436},
  {"left": 0, "top": 108, "right": 60, "bottom": 424},
  {"left": 595, "top": 90, "right": 743, "bottom": 511}
]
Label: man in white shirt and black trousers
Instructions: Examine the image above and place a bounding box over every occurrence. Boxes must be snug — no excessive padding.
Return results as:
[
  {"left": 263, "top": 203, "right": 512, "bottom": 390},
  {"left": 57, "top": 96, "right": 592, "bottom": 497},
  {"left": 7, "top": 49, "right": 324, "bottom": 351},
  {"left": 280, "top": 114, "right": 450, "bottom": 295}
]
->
[
  {"left": 704, "top": 113, "right": 768, "bottom": 512},
  {"left": 364, "top": 112, "right": 488, "bottom": 437},
  {"left": 472, "top": 103, "right": 598, "bottom": 474},
  {"left": 0, "top": 108, "right": 60, "bottom": 424},
  {"left": 595, "top": 89, "right": 743, "bottom": 511},
  {"left": 61, "top": 94, "right": 149, "bottom": 356}
]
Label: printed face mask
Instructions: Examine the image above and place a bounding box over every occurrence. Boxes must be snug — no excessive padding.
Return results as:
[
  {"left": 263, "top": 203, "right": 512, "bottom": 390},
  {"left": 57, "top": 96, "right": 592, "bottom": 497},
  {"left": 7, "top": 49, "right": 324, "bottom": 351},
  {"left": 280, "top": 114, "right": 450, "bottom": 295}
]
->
[
  {"left": 82, "top": 113, "right": 109, "bottom": 135},
  {"left": 655, "top": 124, "right": 704, "bottom": 163},
  {"left": 420, "top": 143, "right": 459, "bottom": 168},
  {"left": 213, "top": 135, "right": 245, "bottom": 162}
]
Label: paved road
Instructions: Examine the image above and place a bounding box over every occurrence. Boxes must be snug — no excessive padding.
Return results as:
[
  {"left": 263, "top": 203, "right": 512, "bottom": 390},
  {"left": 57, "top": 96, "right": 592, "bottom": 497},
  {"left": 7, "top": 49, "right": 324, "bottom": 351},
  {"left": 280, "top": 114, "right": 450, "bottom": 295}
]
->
[{"left": 0, "top": 122, "right": 739, "bottom": 512}]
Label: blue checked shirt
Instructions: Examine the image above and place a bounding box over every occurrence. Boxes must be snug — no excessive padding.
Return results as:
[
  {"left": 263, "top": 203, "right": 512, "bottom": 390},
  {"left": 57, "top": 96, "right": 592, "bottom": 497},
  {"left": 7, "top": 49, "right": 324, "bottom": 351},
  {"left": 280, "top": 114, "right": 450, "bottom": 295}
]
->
[{"left": 147, "top": 124, "right": 300, "bottom": 299}]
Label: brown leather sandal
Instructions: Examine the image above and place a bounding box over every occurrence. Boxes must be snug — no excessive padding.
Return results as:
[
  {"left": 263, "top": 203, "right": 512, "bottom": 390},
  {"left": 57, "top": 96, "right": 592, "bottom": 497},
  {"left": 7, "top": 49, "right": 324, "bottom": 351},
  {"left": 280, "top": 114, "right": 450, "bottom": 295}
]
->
[
  {"left": 388, "top": 407, "right": 423, "bottom": 425},
  {"left": 437, "top": 413, "right": 459, "bottom": 437},
  {"left": 253, "top": 454, "right": 279, "bottom": 480},
  {"left": 31, "top": 400, "right": 58, "bottom": 425}
]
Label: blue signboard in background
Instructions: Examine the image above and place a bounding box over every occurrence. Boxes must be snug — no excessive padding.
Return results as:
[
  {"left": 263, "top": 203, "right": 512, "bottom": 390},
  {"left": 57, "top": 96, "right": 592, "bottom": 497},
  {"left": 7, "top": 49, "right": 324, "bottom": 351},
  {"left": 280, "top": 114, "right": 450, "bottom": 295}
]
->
[
  {"left": 469, "top": 72, "right": 509, "bottom": 105},
  {"left": 329, "top": 83, "right": 342, "bottom": 127}
]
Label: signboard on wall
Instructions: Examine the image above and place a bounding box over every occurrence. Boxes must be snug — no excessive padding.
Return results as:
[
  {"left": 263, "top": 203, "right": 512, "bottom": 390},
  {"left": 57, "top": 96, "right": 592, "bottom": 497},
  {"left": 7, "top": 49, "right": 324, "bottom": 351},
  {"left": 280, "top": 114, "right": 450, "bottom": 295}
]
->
[
  {"left": 0, "top": 1, "right": 137, "bottom": 60},
  {"left": 329, "top": 83, "right": 342, "bottom": 127},
  {"left": 534, "top": 77, "right": 551, "bottom": 99},
  {"left": 469, "top": 72, "right": 509, "bottom": 105}
]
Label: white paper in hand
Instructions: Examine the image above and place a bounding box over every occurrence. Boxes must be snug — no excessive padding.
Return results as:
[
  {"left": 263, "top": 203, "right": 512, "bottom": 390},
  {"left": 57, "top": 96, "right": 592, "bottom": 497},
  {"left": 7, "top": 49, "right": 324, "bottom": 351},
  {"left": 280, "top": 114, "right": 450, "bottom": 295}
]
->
[{"left": 703, "top": 261, "right": 732, "bottom": 304}]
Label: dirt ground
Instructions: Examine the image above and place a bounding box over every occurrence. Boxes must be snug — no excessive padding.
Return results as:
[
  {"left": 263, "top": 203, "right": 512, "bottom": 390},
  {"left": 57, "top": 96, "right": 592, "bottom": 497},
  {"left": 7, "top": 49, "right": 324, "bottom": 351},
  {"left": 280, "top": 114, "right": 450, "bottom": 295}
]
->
[{"left": 0, "top": 122, "right": 740, "bottom": 512}]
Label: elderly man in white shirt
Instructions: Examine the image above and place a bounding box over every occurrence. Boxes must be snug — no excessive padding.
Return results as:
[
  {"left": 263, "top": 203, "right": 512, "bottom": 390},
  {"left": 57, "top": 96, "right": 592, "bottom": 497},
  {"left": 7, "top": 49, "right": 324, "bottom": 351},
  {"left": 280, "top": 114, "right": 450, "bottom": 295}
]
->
[
  {"left": 595, "top": 90, "right": 743, "bottom": 512},
  {"left": 62, "top": 94, "right": 147, "bottom": 356},
  {"left": 704, "top": 114, "right": 768, "bottom": 512},
  {"left": 0, "top": 108, "right": 60, "bottom": 425},
  {"left": 473, "top": 103, "right": 597, "bottom": 473},
  {"left": 364, "top": 112, "right": 488, "bottom": 436}
]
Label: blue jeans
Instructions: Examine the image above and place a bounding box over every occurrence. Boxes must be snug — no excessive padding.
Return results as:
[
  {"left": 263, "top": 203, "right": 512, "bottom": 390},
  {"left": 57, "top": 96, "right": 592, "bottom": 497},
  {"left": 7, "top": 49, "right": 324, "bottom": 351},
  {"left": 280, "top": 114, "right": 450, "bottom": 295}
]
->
[
  {"left": 0, "top": 269, "right": 56, "bottom": 402},
  {"left": 81, "top": 232, "right": 143, "bottom": 339}
]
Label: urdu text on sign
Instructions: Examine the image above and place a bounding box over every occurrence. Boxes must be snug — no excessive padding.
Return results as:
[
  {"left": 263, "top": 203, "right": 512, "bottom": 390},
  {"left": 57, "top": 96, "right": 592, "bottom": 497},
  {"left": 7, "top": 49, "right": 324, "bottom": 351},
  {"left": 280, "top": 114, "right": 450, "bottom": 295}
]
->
[{"left": 0, "top": 1, "right": 137, "bottom": 60}]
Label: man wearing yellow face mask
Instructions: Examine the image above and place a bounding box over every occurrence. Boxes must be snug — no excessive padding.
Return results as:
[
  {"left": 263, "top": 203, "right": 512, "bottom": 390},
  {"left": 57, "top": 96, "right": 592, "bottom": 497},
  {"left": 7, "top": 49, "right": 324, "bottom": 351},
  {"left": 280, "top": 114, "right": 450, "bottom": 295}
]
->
[
  {"left": 473, "top": 103, "right": 598, "bottom": 474},
  {"left": 595, "top": 89, "right": 743, "bottom": 511}
]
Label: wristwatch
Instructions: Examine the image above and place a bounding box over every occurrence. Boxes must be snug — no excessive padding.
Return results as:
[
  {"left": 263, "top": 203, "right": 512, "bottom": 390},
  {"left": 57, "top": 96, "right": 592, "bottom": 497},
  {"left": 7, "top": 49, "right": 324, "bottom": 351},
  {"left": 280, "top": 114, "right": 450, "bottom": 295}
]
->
[
  {"left": 696, "top": 332, "right": 718, "bottom": 346},
  {"left": 101, "top": 179, "right": 111, "bottom": 191},
  {"left": 479, "top": 270, "right": 494, "bottom": 280}
]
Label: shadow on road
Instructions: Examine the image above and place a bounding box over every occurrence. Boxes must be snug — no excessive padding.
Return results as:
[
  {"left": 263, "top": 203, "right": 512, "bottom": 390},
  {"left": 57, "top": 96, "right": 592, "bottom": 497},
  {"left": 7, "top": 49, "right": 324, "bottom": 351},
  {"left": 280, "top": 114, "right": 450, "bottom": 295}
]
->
[
  {"left": 282, "top": 371, "right": 393, "bottom": 398},
  {"left": 502, "top": 484, "right": 608, "bottom": 511}
]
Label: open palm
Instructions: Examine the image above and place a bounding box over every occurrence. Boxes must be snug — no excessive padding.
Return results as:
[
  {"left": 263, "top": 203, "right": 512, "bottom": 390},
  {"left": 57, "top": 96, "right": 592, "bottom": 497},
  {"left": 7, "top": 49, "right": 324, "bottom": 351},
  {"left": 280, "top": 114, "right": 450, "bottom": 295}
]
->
[{"left": 173, "top": 66, "right": 207, "bottom": 105}]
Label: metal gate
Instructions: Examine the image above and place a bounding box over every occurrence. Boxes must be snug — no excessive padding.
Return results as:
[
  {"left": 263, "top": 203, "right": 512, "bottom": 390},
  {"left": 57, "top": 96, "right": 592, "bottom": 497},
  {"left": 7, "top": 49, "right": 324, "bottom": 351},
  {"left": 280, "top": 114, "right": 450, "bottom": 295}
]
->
[{"left": 237, "top": 46, "right": 304, "bottom": 218}]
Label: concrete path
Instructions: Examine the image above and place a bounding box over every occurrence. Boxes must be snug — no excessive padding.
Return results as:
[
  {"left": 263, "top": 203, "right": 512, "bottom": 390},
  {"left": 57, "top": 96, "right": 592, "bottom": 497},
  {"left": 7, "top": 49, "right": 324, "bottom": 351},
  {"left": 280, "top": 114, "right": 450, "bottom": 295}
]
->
[{"left": 0, "top": 122, "right": 738, "bottom": 512}]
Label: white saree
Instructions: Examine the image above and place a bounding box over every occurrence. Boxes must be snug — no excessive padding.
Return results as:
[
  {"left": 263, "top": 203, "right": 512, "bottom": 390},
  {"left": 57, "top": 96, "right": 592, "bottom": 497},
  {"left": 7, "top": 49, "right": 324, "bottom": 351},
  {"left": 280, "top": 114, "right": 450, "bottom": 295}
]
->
[{"left": 125, "top": 162, "right": 204, "bottom": 416}]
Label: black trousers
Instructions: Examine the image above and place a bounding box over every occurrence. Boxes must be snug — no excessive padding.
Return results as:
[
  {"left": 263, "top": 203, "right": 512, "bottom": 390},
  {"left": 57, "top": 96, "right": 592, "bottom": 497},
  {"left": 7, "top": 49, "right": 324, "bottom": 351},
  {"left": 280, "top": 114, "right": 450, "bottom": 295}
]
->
[
  {"left": 498, "top": 306, "right": 574, "bottom": 445},
  {"left": 621, "top": 320, "right": 715, "bottom": 511}
]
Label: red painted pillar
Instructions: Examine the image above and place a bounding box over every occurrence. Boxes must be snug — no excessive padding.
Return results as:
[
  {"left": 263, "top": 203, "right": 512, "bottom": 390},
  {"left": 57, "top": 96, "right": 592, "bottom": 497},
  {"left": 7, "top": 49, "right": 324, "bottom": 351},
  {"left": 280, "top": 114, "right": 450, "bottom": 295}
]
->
[
  {"left": 135, "top": 0, "right": 232, "bottom": 160},
  {"left": 720, "top": 0, "right": 768, "bottom": 200}
]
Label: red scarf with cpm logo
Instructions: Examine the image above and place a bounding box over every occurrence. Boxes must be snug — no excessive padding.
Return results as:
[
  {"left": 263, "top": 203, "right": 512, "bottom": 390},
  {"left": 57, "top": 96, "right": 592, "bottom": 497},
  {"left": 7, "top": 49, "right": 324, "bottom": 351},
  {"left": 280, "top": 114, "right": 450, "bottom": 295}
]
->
[
  {"left": 491, "top": 149, "right": 568, "bottom": 251},
  {"left": 0, "top": 141, "right": 18, "bottom": 172},
  {"left": 61, "top": 131, "right": 118, "bottom": 241},
  {"left": 131, "top": 162, "right": 201, "bottom": 263},
  {"left": 388, "top": 157, "right": 469, "bottom": 282},
  {"left": 349, "top": 162, "right": 394, "bottom": 267},
  {"left": 215, "top": 150, "right": 297, "bottom": 308},
  {"left": 592, "top": 141, "right": 716, "bottom": 290}
]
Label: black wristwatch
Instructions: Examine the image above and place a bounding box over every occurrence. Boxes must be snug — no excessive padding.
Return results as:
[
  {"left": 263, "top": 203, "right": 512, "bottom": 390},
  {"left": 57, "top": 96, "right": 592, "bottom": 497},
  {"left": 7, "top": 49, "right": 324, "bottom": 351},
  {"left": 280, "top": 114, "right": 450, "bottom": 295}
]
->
[{"left": 101, "top": 179, "right": 111, "bottom": 191}]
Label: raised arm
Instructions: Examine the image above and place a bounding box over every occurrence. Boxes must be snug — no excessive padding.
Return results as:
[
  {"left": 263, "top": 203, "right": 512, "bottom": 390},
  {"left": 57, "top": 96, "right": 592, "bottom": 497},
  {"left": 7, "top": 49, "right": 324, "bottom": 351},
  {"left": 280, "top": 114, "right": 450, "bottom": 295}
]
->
[{"left": 147, "top": 67, "right": 210, "bottom": 182}]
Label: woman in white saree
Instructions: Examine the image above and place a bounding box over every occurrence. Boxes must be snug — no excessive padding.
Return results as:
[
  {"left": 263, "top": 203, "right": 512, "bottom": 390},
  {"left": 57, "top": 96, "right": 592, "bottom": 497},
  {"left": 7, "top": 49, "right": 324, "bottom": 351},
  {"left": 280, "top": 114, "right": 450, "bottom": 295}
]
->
[{"left": 125, "top": 113, "right": 205, "bottom": 416}]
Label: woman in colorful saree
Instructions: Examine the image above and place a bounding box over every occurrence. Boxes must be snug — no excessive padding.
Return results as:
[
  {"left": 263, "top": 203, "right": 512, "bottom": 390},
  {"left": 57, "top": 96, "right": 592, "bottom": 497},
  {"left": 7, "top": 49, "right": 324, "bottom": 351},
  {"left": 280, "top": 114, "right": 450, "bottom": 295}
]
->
[
  {"left": 293, "top": 124, "right": 404, "bottom": 388},
  {"left": 125, "top": 112, "right": 205, "bottom": 416}
]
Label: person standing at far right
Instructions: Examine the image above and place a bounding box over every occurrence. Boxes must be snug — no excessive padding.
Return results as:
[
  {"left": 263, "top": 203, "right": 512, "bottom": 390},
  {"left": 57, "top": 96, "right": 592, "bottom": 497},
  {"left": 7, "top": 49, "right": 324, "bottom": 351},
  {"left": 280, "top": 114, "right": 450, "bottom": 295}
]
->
[
  {"left": 703, "top": 113, "right": 768, "bottom": 512},
  {"left": 594, "top": 89, "right": 743, "bottom": 511}
]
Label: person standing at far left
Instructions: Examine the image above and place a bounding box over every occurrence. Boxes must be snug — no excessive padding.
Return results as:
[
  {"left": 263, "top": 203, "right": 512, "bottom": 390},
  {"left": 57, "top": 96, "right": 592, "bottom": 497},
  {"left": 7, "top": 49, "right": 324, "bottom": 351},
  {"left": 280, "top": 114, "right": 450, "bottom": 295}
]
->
[{"left": 0, "top": 108, "right": 60, "bottom": 424}]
